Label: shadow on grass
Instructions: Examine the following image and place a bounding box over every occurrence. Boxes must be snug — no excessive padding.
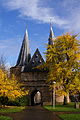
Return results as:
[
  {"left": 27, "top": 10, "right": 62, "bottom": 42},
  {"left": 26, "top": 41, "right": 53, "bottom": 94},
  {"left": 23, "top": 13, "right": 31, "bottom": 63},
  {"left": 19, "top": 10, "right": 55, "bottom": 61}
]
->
[{"left": 44, "top": 102, "right": 80, "bottom": 112}]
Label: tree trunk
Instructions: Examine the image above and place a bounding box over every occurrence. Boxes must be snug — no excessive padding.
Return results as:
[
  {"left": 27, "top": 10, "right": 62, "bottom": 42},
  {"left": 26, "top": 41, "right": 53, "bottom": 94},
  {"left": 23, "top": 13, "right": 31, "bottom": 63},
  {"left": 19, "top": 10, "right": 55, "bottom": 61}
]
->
[
  {"left": 63, "top": 94, "right": 70, "bottom": 105},
  {"left": 63, "top": 96, "right": 67, "bottom": 105}
]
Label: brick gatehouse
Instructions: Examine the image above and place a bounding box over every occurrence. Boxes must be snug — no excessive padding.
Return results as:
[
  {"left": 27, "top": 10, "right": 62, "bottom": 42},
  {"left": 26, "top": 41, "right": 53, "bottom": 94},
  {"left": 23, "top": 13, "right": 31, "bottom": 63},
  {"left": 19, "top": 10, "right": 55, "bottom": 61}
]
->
[{"left": 11, "top": 25, "right": 64, "bottom": 105}]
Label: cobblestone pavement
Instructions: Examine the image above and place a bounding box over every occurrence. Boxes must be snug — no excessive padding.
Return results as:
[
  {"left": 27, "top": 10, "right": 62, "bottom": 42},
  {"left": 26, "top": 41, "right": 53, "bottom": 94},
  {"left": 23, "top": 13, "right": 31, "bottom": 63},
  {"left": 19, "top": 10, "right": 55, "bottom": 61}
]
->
[{"left": 2, "top": 106, "right": 61, "bottom": 120}]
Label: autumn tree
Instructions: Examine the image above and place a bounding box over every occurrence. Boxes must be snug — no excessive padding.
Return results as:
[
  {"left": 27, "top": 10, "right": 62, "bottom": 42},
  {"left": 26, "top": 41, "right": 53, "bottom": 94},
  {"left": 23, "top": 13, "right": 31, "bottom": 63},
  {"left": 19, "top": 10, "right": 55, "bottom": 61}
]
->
[
  {"left": 45, "top": 33, "right": 80, "bottom": 104},
  {"left": 0, "top": 69, "right": 28, "bottom": 105}
]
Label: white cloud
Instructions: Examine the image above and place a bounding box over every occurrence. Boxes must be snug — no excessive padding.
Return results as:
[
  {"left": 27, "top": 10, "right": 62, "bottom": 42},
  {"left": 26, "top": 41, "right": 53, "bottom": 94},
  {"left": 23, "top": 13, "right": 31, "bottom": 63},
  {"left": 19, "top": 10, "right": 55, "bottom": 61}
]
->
[
  {"left": 1, "top": 0, "right": 80, "bottom": 32},
  {"left": 66, "top": 12, "right": 80, "bottom": 34},
  {"left": 59, "top": 0, "right": 80, "bottom": 33},
  {"left": 0, "top": 44, "right": 7, "bottom": 48},
  {"left": 0, "top": 37, "right": 23, "bottom": 66},
  {"left": 3, "top": 0, "right": 67, "bottom": 27}
]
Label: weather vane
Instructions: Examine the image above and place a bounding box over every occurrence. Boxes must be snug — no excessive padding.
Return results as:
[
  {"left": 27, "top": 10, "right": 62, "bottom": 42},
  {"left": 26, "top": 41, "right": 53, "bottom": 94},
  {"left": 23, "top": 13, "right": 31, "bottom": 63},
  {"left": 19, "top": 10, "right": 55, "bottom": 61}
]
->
[{"left": 50, "top": 18, "right": 52, "bottom": 27}]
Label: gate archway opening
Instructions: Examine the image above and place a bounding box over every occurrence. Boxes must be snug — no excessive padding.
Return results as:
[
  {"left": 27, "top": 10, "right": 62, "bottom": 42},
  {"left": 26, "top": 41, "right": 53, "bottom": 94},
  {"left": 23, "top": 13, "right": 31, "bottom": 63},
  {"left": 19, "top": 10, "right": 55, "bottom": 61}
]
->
[{"left": 31, "top": 90, "right": 42, "bottom": 106}]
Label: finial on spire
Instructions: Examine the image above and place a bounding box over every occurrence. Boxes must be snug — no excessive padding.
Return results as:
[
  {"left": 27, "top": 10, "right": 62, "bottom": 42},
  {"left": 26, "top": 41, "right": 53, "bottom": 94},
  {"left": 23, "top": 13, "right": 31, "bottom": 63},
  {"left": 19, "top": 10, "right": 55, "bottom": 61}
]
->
[
  {"left": 25, "top": 27, "right": 28, "bottom": 37},
  {"left": 50, "top": 18, "right": 52, "bottom": 28}
]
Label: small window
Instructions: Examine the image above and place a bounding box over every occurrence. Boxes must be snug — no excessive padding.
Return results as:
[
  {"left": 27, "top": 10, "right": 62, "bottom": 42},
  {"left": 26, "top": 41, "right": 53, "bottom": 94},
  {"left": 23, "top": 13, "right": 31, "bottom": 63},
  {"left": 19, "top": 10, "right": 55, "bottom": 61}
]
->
[
  {"left": 35, "top": 54, "right": 38, "bottom": 58},
  {"left": 32, "top": 60, "right": 35, "bottom": 64},
  {"left": 39, "top": 60, "right": 42, "bottom": 63}
]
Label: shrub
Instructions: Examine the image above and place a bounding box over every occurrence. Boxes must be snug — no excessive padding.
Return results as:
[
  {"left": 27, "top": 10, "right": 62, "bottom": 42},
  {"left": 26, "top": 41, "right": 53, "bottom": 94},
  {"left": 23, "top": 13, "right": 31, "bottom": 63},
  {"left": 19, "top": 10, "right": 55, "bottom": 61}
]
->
[
  {"left": 0, "top": 96, "right": 9, "bottom": 105},
  {"left": 16, "top": 96, "right": 29, "bottom": 106},
  {"left": 7, "top": 96, "right": 29, "bottom": 106},
  {"left": 7, "top": 100, "right": 20, "bottom": 106}
]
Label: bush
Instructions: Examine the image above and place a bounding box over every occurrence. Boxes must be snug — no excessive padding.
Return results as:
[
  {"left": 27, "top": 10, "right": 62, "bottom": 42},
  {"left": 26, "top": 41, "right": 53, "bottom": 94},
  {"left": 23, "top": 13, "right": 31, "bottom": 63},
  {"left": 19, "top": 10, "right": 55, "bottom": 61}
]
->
[
  {"left": 7, "top": 96, "right": 29, "bottom": 106},
  {"left": 7, "top": 100, "right": 20, "bottom": 106},
  {"left": 16, "top": 96, "right": 29, "bottom": 106},
  {"left": 0, "top": 96, "right": 9, "bottom": 105},
  {"left": 0, "top": 95, "right": 29, "bottom": 106}
]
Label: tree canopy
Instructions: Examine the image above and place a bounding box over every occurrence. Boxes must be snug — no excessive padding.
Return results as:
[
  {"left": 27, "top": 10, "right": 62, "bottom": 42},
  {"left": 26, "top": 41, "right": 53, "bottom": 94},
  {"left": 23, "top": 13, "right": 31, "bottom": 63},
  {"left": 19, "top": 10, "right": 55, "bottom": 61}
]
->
[
  {"left": 0, "top": 69, "right": 28, "bottom": 100},
  {"left": 45, "top": 33, "right": 80, "bottom": 97}
]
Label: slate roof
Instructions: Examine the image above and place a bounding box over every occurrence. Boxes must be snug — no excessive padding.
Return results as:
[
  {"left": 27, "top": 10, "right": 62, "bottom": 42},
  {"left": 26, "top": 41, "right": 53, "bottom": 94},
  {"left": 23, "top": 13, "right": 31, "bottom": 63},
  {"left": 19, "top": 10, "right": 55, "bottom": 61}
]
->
[
  {"left": 23, "top": 48, "right": 45, "bottom": 72},
  {"left": 16, "top": 29, "right": 31, "bottom": 66}
]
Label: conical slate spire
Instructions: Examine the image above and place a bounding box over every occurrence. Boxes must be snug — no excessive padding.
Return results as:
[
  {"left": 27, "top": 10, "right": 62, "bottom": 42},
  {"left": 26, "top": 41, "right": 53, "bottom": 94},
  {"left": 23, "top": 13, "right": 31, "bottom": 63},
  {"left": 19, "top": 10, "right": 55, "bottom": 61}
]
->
[
  {"left": 16, "top": 29, "right": 31, "bottom": 66},
  {"left": 48, "top": 23, "right": 55, "bottom": 45}
]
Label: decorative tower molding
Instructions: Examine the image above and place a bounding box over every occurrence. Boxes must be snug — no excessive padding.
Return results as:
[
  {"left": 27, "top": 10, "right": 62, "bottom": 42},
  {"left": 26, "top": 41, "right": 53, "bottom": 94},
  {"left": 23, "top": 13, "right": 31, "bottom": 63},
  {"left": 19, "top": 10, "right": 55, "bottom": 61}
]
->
[
  {"left": 48, "top": 23, "right": 55, "bottom": 45},
  {"left": 16, "top": 29, "right": 31, "bottom": 66}
]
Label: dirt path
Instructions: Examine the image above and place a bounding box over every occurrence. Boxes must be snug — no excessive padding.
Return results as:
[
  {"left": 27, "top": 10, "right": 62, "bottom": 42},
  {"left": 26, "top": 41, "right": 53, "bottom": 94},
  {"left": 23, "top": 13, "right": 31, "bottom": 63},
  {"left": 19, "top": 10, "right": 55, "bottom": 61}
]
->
[{"left": 1, "top": 106, "right": 61, "bottom": 120}]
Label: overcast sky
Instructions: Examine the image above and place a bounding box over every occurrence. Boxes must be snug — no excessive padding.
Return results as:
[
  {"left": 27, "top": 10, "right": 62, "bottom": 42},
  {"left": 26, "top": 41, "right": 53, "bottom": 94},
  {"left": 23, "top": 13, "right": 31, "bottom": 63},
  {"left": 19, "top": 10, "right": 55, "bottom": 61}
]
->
[{"left": 0, "top": 0, "right": 80, "bottom": 67}]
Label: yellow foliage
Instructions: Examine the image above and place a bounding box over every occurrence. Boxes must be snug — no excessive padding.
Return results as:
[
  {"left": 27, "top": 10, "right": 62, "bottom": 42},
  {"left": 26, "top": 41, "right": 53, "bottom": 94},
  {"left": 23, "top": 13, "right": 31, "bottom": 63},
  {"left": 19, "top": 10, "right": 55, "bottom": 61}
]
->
[
  {"left": 45, "top": 33, "right": 80, "bottom": 96},
  {"left": 0, "top": 69, "right": 28, "bottom": 100}
]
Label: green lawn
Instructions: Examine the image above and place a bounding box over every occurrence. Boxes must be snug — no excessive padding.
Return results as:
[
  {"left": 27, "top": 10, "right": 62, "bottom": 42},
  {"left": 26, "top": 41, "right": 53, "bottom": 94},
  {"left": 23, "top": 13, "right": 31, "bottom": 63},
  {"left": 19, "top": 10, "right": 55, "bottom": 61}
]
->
[
  {"left": 44, "top": 103, "right": 80, "bottom": 112},
  {"left": 44, "top": 103, "right": 80, "bottom": 120},
  {"left": 0, "top": 115, "right": 12, "bottom": 120},
  {"left": 59, "top": 114, "right": 80, "bottom": 120},
  {"left": 0, "top": 106, "right": 25, "bottom": 113}
]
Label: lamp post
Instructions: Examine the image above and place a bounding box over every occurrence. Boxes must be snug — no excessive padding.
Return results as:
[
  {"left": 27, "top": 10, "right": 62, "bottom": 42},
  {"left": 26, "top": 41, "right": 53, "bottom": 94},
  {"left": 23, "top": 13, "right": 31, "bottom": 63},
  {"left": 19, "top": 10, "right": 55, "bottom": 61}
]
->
[{"left": 52, "top": 81, "right": 56, "bottom": 109}]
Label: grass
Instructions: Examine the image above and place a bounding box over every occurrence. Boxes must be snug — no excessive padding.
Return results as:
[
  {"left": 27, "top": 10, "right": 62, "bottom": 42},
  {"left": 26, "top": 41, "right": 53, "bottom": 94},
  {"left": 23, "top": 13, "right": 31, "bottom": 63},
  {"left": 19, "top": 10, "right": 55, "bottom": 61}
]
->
[
  {"left": 59, "top": 114, "right": 80, "bottom": 120},
  {"left": 0, "top": 115, "right": 12, "bottom": 120},
  {"left": 0, "top": 106, "right": 25, "bottom": 113},
  {"left": 44, "top": 103, "right": 80, "bottom": 112},
  {"left": 44, "top": 103, "right": 80, "bottom": 120}
]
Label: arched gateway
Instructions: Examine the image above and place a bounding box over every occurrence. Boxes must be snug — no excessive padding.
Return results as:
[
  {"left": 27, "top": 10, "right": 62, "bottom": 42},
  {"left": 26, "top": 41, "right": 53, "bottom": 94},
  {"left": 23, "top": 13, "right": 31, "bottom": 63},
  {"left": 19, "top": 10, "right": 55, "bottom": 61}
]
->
[
  {"left": 10, "top": 25, "right": 56, "bottom": 105},
  {"left": 31, "top": 89, "right": 41, "bottom": 106}
]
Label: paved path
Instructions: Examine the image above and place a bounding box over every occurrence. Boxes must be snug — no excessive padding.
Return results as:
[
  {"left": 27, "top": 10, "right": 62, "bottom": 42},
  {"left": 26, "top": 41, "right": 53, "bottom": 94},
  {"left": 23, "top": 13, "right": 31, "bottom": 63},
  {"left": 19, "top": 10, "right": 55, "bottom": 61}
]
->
[{"left": 4, "top": 106, "right": 61, "bottom": 120}]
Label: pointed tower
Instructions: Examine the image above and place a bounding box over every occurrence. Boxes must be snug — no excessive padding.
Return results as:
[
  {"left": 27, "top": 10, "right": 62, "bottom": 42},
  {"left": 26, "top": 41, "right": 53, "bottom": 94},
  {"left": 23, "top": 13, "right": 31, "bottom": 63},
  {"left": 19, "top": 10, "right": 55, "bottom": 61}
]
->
[
  {"left": 16, "top": 29, "right": 31, "bottom": 66},
  {"left": 48, "top": 23, "right": 55, "bottom": 45}
]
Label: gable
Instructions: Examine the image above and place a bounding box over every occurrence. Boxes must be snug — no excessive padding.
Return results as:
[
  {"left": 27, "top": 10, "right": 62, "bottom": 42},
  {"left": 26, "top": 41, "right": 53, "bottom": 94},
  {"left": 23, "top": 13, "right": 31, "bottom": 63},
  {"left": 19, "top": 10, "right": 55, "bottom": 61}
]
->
[{"left": 23, "top": 48, "right": 45, "bottom": 72}]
